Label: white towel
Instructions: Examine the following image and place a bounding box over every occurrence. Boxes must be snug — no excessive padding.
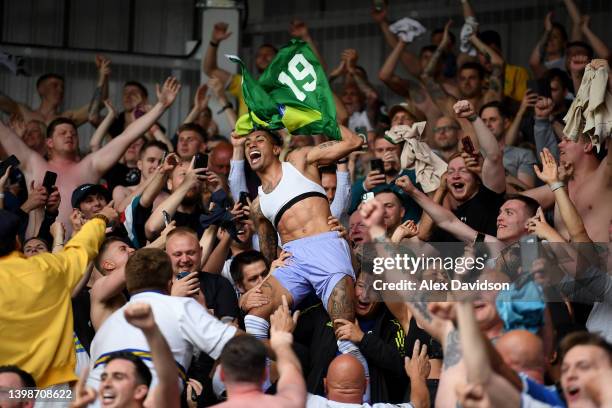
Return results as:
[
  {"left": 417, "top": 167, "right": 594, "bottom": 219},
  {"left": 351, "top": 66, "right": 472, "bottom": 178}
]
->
[
  {"left": 563, "top": 64, "right": 612, "bottom": 152},
  {"left": 389, "top": 17, "right": 427, "bottom": 43},
  {"left": 385, "top": 123, "right": 448, "bottom": 193},
  {"left": 460, "top": 16, "right": 479, "bottom": 57}
]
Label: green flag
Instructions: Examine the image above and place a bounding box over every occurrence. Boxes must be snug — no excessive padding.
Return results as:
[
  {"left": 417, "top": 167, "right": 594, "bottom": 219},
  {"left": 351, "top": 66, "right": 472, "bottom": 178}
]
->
[{"left": 227, "top": 39, "right": 340, "bottom": 140}]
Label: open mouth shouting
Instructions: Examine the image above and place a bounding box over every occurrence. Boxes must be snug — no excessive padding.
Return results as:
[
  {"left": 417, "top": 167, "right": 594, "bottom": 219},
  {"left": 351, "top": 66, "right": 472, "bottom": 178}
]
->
[
  {"left": 249, "top": 149, "right": 262, "bottom": 165},
  {"left": 450, "top": 181, "right": 466, "bottom": 195}
]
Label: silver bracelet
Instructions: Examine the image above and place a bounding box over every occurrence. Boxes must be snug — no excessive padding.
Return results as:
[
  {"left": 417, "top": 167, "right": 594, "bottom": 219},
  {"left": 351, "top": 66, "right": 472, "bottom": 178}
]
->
[{"left": 549, "top": 181, "right": 565, "bottom": 192}]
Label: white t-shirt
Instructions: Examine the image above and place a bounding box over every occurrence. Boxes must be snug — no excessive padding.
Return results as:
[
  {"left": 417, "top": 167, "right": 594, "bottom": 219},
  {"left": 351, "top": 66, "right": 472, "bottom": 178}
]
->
[
  {"left": 88, "top": 291, "right": 237, "bottom": 391},
  {"left": 307, "top": 394, "right": 414, "bottom": 408},
  {"left": 348, "top": 111, "right": 373, "bottom": 133}
]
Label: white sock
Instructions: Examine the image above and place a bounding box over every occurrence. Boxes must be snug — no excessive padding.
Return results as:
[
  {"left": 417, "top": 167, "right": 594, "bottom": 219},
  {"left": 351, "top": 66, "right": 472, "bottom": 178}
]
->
[
  {"left": 244, "top": 315, "right": 272, "bottom": 391},
  {"left": 337, "top": 339, "right": 371, "bottom": 403}
]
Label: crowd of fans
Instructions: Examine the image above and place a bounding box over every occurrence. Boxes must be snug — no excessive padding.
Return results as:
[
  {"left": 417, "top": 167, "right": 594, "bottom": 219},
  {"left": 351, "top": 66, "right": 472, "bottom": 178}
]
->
[{"left": 0, "top": 0, "right": 611, "bottom": 407}]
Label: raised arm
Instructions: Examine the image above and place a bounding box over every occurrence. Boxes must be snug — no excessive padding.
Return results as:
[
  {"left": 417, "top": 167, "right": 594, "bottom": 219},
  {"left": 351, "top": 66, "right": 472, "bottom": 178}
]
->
[
  {"left": 305, "top": 125, "right": 362, "bottom": 166},
  {"left": 396, "top": 175, "right": 497, "bottom": 244},
  {"left": 89, "top": 77, "right": 180, "bottom": 176},
  {"left": 290, "top": 19, "right": 327, "bottom": 71},
  {"left": 125, "top": 303, "right": 180, "bottom": 408},
  {"left": 202, "top": 22, "right": 233, "bottom": 85},
  {"left": 0, "top": 91, "right": 22, "bottom": 115},
  {"left": 371, "top": 3, "right": 422, "bottom": 76},
  {"left": 505, "top": 90, "right": 537, "bottom": 146},
  {"left": 145, "top": 160, "right": 206, "bottom": 239},
  {"left": 529, "top": 13, "right": 553, "bottom": 79},
  {"left": 269, "top": 297, "right": 307, "bottom": 408},
  {"left": 208, "top": 77, "right": 237, "bottom": 129},
  {"left": 534, "top": 148, "right": 592, "bottom": 243},
  {"left": 0, "top": 118, "right": 44, "bottom": 175},
  {"left": 470, "top": 35, "right": 505, "bottom": 103},
  {"left": 87, "top": 56, "right": 111, "bottom": 125},
  {"left": 378, "top": 41, "right": 411, "bottom": 98},
  {"left": 423, "top": 20, "right": 452, "bottom": 78},
  {"left": 581, "top": 17, "right": 611, "bottom": 59},
  {"left": 251, "top": 197, "right": 278, "bottom": 262},
  {"left": 454, "top": 100, "right": 506, "bottom": 193},
  {"left": 562, "top": 0, "right": 583, "bottom": 41},
  {"left": 89, "top": 100, "right": 117, "bottom": 152},
  {"left": 182, "top": 84, "right": 209, "bottom": 125}
]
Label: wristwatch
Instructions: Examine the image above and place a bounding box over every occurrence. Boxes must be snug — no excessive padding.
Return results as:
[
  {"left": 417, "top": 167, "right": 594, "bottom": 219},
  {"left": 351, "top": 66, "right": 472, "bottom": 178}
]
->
[{"left": 217, "top": 102, "right": 233, "bottom": 114}]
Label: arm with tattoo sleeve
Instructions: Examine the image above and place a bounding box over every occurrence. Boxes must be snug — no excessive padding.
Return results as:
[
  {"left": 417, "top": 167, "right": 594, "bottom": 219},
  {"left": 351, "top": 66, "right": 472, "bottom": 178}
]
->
[{"left": 251, "top": 197, "right": 278, "bottom": 262}]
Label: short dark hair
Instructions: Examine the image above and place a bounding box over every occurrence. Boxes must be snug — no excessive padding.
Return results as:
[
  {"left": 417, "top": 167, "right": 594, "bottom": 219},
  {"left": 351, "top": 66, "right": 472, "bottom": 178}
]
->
[
  {"left": 551, "top": 22, "right": 568, "bottom": 44},
  {"left": 374, "top": 186, "right": 405, "bottom": 204},
  {"left": 319, "top": 164, "right": 337, "bottom": 174},
  {"left": 258, "top": 43, "right": 278, "bottom": 54},
  {"left": 559, "top": 331, "right": 612, "bottom": 365},
  {"left": 432, "top": 28, "right": 456, "bottom": 45},
  {"left": 124, "top": 81, "right": 149, "bottom": 99},
  {"left": 545, "top": 68, "right": 572, "bottom": 91},
  {"left": 125, "top": 248, "right": 173, "bottom": 294},
  {"left": 459, "top": 62, "right": 486, "bottom": 80},
  {"left": 94, "top": 237, "right": 130, "bottom": 273},
  {"left": 479, "top": 30, "right": 502, "bottom": 51},
  {"left": 139, "top": 140, "right": 168, "bottom": 159},
  {"left": 36, "top": 73, "right": 64, "bottom": 89},
  {"left": 248, "top": 129, "right": 283, "bottom": 147},
  {"left": 104, "top": 352, "right": 152, "bottom": 387},
  {"left": 566, "top": 41, "right": 594, "bottom": 60},
  {"left": 479, "top": 101, "right": 511, "bottom": 120},
  {"left": 177, "top": 123, "right": 207, "bottom": 143},
  {"left": 220, "top": 336, "right": 267, "bottom": 383},
  {"left": 506, "top": 194, "right": 540, "bottom": 217},
  {"left": 47, "top": 117, "right": 76, "bottom": 139},
  {"left": 0, "top": 365, "right": 36, "bottom": 387},
  {"left": 23, "top": 236, "right": 50, "bottom": 251},
  {"left": 229, "top": 250, "right": 269, "bottom": 287},
  {"left": 420, "top": 45, "right": 438, "bottom": 57}
]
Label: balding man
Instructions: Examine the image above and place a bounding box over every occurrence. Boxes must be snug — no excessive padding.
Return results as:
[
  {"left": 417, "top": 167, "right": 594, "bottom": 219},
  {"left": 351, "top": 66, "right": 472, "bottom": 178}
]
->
[
  {"left": 306, "top": 344, "right": 430, "bottom": 408},
  {"left": 210, "top": 141, "right": 233, "bottom": 178},
  {"left": 495, "top": 330, "right": 564, "bottom": 406}
]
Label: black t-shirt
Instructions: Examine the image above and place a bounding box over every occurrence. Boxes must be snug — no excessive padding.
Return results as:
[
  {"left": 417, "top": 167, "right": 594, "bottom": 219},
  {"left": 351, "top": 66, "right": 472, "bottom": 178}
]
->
[
  {"left": 103, "top": 163, "right": 141, "bottom": 193},
  {"left": 430, "top": 185, "right": 505, "bottom": 243}
]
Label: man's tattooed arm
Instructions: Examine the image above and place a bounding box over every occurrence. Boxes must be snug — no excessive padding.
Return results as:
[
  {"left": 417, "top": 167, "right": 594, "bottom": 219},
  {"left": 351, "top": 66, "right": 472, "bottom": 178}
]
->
[
  {"left": 484, "top": 64, "right": 504, "bottom": 103},
  {"left": 251, "top": 197, "right": 278, "bottom": 263},
  {"left": 442, "top": 329, "right": 462, "bottom": 370}
]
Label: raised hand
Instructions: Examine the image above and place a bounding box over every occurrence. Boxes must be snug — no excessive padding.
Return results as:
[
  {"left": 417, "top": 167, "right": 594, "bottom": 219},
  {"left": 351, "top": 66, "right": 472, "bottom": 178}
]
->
[
  {"left": 370, "top": 0, "right": 388, "bottom": 24},
  {"left": 21, "top": 182, "right": 48, "bottom": 213},
  {"left": 270, "top": 295, "right": 299, "bottom": 343},
  {"left": 95, "top": 55, "right": 111, "bottom": 82},
  {"left": 526, "top": 207, "right": 558, "bottom": 241},
  {"left": 156, "top": 77, "right": 181, "bottom": 108},
  {"left": 46, "top": 188, "right": 61, "bottom": 213},
  {"left": 590, "top": 58, "right": 610, "bottom": 71},
  {"left": 271, "top": 250, "right": 292, "bottom": 272},
  {"left": 124, "top": 302, "right": 157, "bottom": 332},
  {"left": 8, "top": 113, "right": 25, "bottom": 137},
  {"left": 534, "top": 148, "right": 559, "bottom": 185},
  {"left": 404, "top": 339, "right": 431, "bottom": 379},
  {"left": 461, "top": 152, "right": 482, "bottom": 177},
  {"left": 520, "top": 90, "right": 538, "bottom": 112},
  {"left": 0, "top": 165, "right": 12, "bottom": 191},
  {"left": 395, "top": 175, "right": 416, "bottom": 193},
  {"left": 534, "top": 97, "right": 554, "bottom": 120},
  {"left": 342, "top": 49, "right": 359, "bottom": 73},
  {"left": 453, "top": 100, "right": 476, "bottom": 119},
  {"left": 359, "top": 198, "right": 385, "bottom": 229},
  {"left": 391, "top": 220, "right": 419, "bottom": 243},
  {"left": 103, "top": 99, "right": 117, "bottom": 118},
  {"left": 364, "top": 169, "right": 386, "bottom": 191},
  {"left": 544, "top": 11, "right": 553, "bottom": 32},
  {"left": 289, "top": 19, "right": 310, "bottom": 40},
  {"left": 440, "top": 20, "right": 453, "bottom": 48},
  {"left": 211, "top": 22, "right": 232, "bottom": 43},
  {"left": 186, "top": 378, "right": 203, "bottom": 408},
  {"left": 193, "top": 84, "right": 209, "bottom": 112}
]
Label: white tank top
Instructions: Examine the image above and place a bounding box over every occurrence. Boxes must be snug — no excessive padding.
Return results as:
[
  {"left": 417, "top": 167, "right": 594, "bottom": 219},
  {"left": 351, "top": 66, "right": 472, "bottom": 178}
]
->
[{"left": 258, "top": 162, "right": 327, "bottom": 228}]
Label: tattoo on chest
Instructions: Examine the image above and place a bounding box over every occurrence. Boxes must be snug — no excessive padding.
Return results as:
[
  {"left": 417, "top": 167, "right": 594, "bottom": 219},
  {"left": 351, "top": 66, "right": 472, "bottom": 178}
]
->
[{"left": 443, "top": 329, "right": 462, "bottom": 370}]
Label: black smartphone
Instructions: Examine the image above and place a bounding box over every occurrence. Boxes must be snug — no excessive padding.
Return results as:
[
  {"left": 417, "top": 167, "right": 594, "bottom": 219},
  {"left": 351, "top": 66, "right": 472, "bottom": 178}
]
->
[
  {"left": 238, "top": 191, "right": 249, "bottom": 221},
  {"left": 520, "top": 235, "right": 540, "bottom": 275},
  {"left": 0, "top": 155, "right": 20, "bottom": 176},
  {"left": 528, "top": 79, "right": 551, "bottom": 98},
  {"left": 42, "top": 171, "right": 58, "bottom": 195},
  {"left": 162, "top": 210, "right": 171, "bottom": 227},
  {"left": 461, "top": 136, "right": 476, "bottom": 155},
  {"left": 370, "top": 158, "right": 384, "bottom": 173},
  {"left": 194, "top": 153, "right": 208, "bottom": 169}
]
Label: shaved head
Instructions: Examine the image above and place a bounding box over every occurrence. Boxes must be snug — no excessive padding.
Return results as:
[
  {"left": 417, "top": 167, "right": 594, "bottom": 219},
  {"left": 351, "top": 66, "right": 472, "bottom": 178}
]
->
[
  {"left": 496, "top": 329, "right": 545, "bottom": 383},
  {"left": 324, "top": 354, "right": 366, "bottom": 404}
]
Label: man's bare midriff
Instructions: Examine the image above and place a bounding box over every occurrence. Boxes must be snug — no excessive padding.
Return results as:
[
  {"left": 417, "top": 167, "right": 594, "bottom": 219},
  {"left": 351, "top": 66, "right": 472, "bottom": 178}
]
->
[{"left": 276, "top": 196, "right": 332, "bottom": 243}]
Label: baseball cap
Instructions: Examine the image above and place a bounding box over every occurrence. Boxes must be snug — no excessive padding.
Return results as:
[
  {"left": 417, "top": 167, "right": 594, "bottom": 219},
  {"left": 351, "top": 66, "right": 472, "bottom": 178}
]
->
[
  {"left": 71, "top": 184, "right": 111, "bottom": 208},
  {"left": 387, "top": 103, "right": 415, "bottom": 123}
]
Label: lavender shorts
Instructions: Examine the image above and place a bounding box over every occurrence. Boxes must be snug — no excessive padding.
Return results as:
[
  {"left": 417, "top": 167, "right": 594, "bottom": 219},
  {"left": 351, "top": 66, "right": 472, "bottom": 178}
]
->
[{"left": 272, "top": 231, "right": 355, "bottom": 309}]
